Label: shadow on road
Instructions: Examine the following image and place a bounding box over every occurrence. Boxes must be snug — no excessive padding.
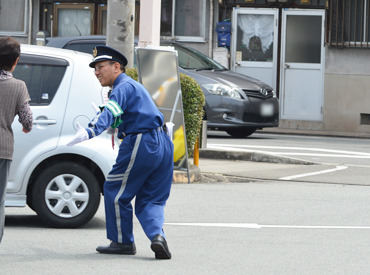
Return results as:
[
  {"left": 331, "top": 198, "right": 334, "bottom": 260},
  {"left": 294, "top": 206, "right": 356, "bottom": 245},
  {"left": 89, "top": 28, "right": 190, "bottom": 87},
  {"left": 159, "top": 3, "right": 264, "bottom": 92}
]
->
[
  {"left": 5, "top": 215, "right": 106, "bottom": 229},
  {"left": 207, "top": 130, "right": 274, "bottom": 140}
]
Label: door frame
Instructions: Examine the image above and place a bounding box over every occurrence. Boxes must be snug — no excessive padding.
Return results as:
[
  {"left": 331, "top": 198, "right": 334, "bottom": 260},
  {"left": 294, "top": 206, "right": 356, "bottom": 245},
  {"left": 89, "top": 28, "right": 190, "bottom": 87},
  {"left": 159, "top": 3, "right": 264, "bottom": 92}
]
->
[{"left": 280, "top": 8, "right": 326, "bottom": 121}]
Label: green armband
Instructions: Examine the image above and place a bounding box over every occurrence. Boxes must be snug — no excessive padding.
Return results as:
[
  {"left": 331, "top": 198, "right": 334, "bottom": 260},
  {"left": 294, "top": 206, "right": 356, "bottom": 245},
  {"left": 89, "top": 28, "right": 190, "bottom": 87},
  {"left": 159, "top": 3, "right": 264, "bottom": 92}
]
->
[
  {"left": 105, "top": 100, "right": 123, "bottom": 117},
  {"left": 102, "top": 100, "right": 123, "bottom": 129},
  {"left": 111, "top": 118, "right": 123, "bottom": 129}
]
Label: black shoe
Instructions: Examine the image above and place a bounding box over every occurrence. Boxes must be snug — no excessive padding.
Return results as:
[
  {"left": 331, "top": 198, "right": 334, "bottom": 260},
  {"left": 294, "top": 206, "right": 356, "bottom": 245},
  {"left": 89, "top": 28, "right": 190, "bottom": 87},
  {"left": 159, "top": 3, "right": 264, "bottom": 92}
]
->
[
  {"left": 96, "top": 241, "right": 136, "bottom": 255},
  {"left": 150, "top": 234, "right": 171, "bottom": 259}
]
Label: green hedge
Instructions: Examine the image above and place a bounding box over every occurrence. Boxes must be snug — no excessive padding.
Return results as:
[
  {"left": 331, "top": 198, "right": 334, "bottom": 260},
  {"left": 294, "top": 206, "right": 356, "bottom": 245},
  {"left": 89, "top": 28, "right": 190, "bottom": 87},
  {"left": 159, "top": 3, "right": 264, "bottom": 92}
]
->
[{"left": 126, "top": 68, "right": 205, "bottom": 151}]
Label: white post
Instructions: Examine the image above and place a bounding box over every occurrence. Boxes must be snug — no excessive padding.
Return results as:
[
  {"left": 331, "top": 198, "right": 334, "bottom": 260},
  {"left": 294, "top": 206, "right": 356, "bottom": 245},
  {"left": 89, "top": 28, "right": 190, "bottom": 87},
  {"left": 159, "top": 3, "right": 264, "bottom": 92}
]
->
[{"left": 138, "top": 0, "right": 161, "bottom": 47}]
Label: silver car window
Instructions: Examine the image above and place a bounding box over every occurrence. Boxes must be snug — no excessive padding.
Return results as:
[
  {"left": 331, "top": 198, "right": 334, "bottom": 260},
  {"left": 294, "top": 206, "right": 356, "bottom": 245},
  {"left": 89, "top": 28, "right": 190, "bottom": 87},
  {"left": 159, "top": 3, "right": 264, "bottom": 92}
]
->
[{"left": 13, "top": 55, "right": 68, "bottom": 105}]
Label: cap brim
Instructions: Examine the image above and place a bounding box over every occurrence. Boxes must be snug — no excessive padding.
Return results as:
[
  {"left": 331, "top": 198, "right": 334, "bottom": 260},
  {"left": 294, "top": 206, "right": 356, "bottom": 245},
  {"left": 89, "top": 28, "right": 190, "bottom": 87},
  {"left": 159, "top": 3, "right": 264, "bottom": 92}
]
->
[
  {"left": 89, "top": 58, "right": 111, "bottom": 68},
  {"left": 89, "top": 58, "right": 128, "bottom": 68}
]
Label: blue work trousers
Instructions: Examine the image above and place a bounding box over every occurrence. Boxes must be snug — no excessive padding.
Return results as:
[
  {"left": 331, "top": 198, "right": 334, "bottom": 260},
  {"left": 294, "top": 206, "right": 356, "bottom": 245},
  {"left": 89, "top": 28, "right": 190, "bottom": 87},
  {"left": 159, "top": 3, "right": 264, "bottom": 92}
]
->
[{"left": 104, "top": 129, "right": 174, "bottom": 244}]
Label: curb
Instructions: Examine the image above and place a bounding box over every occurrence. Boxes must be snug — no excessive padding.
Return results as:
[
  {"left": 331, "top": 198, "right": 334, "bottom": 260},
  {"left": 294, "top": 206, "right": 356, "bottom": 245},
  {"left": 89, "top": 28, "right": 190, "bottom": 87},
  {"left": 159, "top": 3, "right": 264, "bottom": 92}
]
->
[
  {"left": 199, "top": 149, "right": 314, "bottom": 165},
  {"left": 172, "top": 164, "right": 201, "bottom": 183},
  {"left": 172, "top": 149, "right": 313, "bottom": 183}
]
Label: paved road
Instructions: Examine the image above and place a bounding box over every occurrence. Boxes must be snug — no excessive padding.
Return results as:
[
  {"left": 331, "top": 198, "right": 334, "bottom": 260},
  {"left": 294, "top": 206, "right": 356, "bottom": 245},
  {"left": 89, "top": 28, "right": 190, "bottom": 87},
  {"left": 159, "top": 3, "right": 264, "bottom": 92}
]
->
[
  {"left": 2, "top": 180, "right": 370, "bottom": 274},
  {"left": 207, "top": 130, "right": 370, "bottom": 166},
  {"left": 201, "top": 131, "right": 370, "bottom": 186},
  {"left": 2, "top": 132, "right": 370, "bottom": 274}
]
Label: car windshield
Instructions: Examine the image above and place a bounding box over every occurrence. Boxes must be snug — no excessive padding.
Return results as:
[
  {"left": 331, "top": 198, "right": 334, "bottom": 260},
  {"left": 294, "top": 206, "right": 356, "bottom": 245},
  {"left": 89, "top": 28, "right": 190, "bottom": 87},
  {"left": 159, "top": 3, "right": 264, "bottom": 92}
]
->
[{"left": 170, "top": 43, "right": 226, "bottom": 71}]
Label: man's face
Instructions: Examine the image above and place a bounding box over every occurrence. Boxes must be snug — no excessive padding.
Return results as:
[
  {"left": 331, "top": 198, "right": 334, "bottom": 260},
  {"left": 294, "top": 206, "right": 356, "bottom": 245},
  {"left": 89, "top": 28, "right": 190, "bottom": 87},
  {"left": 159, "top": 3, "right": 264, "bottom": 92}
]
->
[{"left": 94, "top": 61, "right": 116, "bottom": 87}]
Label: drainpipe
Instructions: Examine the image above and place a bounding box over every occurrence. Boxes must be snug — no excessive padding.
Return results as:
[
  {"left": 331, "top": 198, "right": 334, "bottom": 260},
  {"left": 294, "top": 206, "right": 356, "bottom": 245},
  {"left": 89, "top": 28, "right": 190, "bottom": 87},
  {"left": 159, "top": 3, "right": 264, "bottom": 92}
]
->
[
  {"left": 28, "top": 0, "right": 32, "bottom": 44},
  {"left": 209, "top": 0, "right": 213, "bottom": 57}
]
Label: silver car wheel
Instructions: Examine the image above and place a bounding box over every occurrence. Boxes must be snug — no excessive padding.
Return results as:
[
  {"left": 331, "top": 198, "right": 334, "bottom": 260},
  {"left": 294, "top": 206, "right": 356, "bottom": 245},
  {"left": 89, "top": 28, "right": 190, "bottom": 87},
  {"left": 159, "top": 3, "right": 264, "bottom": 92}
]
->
[{"left": 44, "top": 174, "right": 89, "bottom": 218}]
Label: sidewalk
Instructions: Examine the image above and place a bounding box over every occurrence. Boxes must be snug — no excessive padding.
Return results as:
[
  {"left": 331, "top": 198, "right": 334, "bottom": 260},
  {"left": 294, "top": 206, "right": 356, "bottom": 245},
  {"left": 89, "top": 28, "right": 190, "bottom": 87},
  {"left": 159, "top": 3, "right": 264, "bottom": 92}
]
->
[
  {"left": 172, "top": 149, "right": 312, "bottom": 184},
  {"left": 172, "top": 127, "right": 370, "bottom": 183}
]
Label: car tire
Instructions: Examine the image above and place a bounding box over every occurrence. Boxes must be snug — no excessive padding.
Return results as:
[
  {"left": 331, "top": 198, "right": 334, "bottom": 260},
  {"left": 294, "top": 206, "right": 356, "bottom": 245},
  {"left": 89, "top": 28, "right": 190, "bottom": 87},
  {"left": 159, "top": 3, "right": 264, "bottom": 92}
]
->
[
  {"left": 226, "top": 127, "right": 257, "bottom": 138},
  {"left": 31, "top": 162, "right": 101, "bottom": 228}
]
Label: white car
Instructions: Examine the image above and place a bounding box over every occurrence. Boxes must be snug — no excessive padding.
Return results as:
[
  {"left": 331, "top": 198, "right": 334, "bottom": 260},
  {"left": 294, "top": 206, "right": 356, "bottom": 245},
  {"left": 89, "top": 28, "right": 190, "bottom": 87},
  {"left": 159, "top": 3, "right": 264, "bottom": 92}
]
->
[{"left": 6, "top": 45, "right": 118, "bottom": 228}]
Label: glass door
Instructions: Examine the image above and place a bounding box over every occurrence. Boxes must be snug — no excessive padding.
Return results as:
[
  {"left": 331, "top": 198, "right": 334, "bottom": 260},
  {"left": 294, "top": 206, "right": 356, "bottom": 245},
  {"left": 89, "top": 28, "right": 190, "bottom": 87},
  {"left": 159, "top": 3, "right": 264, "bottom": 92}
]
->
[{"left": 231, "top": 8, "right": 278, "bottom": 90}]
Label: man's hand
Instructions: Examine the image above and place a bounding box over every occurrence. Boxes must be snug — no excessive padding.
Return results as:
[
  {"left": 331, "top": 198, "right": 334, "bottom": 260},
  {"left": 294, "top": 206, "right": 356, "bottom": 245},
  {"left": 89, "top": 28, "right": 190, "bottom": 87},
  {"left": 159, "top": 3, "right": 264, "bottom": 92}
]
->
[{"left": 67, "top": 122, "right": 89, "bottom": 146}]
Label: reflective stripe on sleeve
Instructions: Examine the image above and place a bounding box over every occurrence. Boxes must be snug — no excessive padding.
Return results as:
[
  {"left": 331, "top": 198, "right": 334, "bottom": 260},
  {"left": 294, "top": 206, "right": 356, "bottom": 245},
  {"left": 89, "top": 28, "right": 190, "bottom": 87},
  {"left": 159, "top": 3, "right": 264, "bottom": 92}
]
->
[{"left": 106, "top": 100, "right": 123, "bottom": 117}]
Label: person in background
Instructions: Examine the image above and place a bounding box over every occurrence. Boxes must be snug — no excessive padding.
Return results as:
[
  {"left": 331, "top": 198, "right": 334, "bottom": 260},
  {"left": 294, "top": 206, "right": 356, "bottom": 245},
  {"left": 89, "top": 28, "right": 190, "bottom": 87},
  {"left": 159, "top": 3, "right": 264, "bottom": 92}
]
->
[
  {"left": 68, "top": 45, "right": 173, "bottom": 259},
  {"left": 0, "top": 36, "right": 33, "bottom": 243}
]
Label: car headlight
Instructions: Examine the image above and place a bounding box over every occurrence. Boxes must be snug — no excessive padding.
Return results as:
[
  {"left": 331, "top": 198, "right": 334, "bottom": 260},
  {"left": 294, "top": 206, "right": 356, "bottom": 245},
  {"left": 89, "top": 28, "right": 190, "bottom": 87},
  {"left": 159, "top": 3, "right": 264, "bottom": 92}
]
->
[{"left": 203, "top": 84, "right": 242, "bottom": 99}]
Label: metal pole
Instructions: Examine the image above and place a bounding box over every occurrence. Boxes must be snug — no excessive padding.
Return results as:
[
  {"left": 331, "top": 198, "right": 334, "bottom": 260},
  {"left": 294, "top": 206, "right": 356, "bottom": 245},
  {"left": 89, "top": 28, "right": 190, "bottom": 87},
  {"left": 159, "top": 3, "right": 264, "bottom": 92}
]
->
[{"left": 193, "top": 139, "right": 199, "bottom": 166}]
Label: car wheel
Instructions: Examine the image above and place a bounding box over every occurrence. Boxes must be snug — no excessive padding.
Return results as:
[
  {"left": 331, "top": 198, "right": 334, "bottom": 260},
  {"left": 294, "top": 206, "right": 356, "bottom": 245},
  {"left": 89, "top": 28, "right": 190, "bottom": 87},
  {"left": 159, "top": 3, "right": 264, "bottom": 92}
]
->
[
  {"left": 226, "top": 127, "right": 257, "bottom": 138},
  {"left": 31, "top": 162, "right": 101, "bottom": 228}
]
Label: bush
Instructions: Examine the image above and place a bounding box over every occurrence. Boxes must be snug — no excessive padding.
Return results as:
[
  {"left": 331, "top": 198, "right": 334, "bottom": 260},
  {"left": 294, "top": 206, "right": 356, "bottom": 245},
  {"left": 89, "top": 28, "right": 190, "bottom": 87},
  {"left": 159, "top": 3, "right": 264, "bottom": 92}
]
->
[{"left": 126, "top": 68, "right": 205, "bottom": 151}]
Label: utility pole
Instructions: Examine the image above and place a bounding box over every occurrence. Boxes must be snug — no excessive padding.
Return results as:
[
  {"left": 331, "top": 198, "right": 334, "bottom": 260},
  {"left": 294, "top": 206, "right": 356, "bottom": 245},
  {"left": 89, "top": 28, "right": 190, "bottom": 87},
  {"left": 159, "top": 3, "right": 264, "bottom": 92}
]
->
[{"left": 107, "top": 0, "right": 135, "bottom": 68}]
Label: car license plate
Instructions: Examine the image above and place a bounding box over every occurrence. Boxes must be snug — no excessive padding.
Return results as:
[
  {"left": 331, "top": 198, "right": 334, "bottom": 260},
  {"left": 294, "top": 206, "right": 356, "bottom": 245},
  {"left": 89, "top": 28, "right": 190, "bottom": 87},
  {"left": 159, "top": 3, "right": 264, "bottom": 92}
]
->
[{"left": 261, "top": 103, "right": 274, "bottom": 117}]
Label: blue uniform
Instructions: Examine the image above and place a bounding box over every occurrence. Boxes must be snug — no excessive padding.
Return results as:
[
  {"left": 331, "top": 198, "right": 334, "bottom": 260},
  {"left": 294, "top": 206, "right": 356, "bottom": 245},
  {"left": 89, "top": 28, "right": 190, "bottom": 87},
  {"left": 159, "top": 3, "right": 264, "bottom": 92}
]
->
[{"left": 87, "top": 73, "right": 174, "bottom": 244}]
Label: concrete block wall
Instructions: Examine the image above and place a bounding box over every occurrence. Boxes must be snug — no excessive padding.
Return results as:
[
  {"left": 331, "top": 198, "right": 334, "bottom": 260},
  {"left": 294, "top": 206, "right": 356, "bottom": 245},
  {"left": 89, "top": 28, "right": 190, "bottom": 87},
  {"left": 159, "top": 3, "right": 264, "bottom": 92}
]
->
[{"left": 323, "top": 47, "right": 370, "bottom": 134}]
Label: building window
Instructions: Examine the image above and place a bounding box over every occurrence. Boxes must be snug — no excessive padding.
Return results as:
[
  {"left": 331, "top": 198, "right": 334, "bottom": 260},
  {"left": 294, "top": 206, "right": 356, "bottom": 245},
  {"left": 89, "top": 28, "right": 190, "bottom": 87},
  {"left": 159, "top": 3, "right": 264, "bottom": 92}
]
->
[
  {"left": 53, "top": 3, "right": 94, "bottom": 37},
  {"left": 0, "top": 0, "right": 28, "bottom": 36},
  {"left": 328, "top": 0, "right": 370, "bottom": 48},
  {"left": 97, "top": 4, "right": 107, "bottom": 35},
  {"left": 161, "top": 0, "right": 206, "bottom": 42}
]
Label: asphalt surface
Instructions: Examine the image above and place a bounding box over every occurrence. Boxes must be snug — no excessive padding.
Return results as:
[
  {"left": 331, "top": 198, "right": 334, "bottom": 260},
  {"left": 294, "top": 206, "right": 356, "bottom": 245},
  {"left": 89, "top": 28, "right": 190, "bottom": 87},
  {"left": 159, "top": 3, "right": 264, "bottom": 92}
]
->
[
  {"left": 3, "top": 174, "right": 370, "bottom": 274},
  {"left": 174, "top": 127, "right": 370, "bottom": 184},
  {"left": 2, "top": 128, "right": 370, "bottom": 274}
]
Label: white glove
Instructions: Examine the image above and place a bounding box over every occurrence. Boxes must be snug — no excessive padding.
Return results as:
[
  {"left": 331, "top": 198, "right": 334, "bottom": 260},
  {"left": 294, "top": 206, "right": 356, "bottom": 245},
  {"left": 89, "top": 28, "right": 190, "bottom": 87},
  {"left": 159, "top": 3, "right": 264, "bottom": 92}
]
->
[
  {"left": 67, "top": 122, "right": 89, "bottom": 146},
  {"left": 89, "top": 102, "right": 102, "bottom": 127},
  {"left": 165, "top": 122, "right": 175, "bottom": 139},
  {"left": 91, "top": 102, "right": 101, "bottom": 113}
]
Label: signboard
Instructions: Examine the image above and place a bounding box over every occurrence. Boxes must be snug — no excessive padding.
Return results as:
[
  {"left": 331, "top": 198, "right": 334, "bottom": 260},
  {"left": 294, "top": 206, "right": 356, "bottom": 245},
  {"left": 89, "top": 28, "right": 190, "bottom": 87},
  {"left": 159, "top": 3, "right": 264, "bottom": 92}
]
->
[{"left": 135, "top": 47, "right": 189, "bottom": 176}]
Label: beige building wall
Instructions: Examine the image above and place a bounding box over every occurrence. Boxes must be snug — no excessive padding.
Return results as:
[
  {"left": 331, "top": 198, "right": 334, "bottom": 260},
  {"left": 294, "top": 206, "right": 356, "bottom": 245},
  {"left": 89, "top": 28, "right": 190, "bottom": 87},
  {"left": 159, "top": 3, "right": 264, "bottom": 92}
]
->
[{"left": 323, "top": 48, "right": 370, "bottom": 134}]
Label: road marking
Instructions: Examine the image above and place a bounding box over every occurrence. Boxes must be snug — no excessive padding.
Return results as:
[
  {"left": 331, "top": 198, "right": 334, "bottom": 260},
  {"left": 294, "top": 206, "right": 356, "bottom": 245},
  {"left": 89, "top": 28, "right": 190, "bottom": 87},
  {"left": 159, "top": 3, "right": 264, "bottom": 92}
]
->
[
  {"left": 272, "top": 153, "right": 370, "bottom": 159},
  {"left": 165, "top": 222, "right": 370, "bottom": 230},
  {"left": 166, "top": 223, "right": 261, "bottom": 228},
  {"left": 208, "top": 144, "right": 370, "bottom": 158},
  {"left": 279, "top": 165, "right": 348, "bottom": 180}
]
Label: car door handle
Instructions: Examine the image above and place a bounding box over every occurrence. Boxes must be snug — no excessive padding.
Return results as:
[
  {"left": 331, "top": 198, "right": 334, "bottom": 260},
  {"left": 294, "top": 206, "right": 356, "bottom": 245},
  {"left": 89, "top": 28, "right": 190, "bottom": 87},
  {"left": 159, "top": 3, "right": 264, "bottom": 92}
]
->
[{"left": 33, "top": 119, "right": 57, "bottom": 125}]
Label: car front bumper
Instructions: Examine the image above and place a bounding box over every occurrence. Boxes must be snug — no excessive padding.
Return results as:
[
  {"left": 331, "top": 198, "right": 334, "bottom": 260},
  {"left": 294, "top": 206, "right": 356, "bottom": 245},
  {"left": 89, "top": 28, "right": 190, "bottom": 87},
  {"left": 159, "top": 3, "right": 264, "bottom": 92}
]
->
[{"left": 205, "top": 95, "right": 279, "bottom": 129}]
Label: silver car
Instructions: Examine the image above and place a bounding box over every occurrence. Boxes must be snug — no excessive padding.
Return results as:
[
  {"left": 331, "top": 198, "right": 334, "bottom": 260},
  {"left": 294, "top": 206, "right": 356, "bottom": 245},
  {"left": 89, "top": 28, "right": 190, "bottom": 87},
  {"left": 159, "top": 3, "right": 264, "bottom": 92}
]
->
[{"left": 6, "top": 45, "right": 118, "bottom": 228}]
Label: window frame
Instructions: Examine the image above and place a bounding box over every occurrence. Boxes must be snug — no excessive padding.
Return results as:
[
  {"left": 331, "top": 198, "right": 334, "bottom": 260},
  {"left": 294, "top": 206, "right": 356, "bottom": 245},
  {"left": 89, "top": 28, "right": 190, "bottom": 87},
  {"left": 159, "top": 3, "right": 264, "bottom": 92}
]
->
[
  {"left": 0, "top": 0, "right": 28, "bottom": 36},
  {"left": 53, "top": 3, "right": 95, "bottom": 37},
  {"left": 97, "top": 4, "right": 107, "bottom": 35},
  {"left": 161, "top": 0, "right": 206, "bottom": 42},
  {"left": 327, "top": 0, "right": 370, "bottom": 48}
]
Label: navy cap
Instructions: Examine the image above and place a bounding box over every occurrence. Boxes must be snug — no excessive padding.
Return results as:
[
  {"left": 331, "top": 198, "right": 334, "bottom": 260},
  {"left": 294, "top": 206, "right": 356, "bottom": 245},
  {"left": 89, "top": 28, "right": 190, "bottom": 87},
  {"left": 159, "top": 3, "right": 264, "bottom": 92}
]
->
[{"left": 89, "top": 45, "right": 128, "bottom": 68}]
